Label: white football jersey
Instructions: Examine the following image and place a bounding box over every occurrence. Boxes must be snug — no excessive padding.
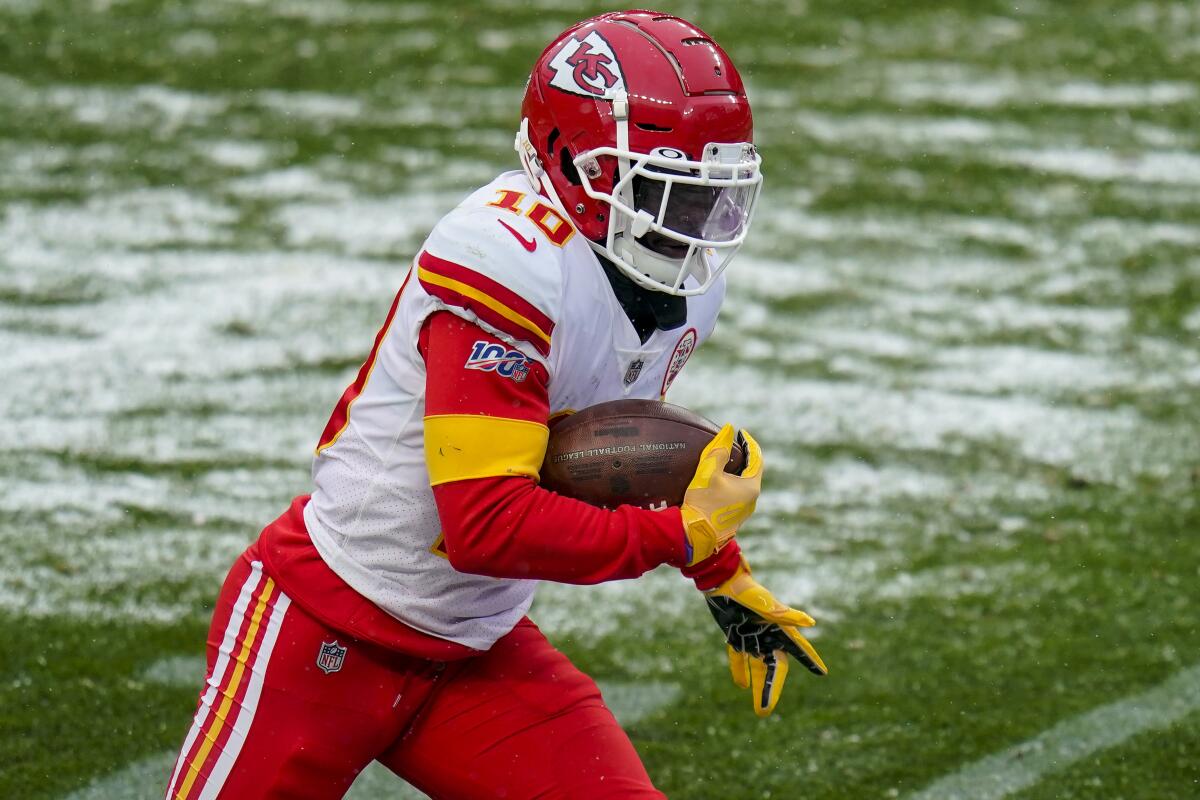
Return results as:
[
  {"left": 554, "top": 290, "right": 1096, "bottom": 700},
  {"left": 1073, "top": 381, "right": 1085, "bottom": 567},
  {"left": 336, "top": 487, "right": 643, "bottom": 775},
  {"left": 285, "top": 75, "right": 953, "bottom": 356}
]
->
[{"left": 305, "top": 171, "right": 724, "bottom": 650}]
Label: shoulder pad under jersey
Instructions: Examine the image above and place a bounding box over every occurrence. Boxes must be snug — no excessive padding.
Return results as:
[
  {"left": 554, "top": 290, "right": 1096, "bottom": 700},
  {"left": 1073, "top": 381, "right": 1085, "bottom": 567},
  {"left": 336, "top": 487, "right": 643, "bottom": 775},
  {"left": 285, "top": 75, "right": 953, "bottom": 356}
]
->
[{"left": 416, "top": 195, "right": 570, "bottom": 359}]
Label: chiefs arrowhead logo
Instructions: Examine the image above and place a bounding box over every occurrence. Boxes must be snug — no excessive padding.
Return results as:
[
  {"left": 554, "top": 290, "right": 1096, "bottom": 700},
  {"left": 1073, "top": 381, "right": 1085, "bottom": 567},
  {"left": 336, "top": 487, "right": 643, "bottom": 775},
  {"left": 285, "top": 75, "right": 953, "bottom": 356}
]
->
[{"left": 547, "top": 31, "right": 625, "bottom": 98}]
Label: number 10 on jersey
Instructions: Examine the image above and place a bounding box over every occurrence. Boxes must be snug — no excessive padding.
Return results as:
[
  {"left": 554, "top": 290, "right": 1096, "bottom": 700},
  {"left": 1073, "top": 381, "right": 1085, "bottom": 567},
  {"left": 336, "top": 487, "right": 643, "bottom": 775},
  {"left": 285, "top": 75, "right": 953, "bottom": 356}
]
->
[{"left": 487, "top": 190, "right": 575, "bottom": 248}]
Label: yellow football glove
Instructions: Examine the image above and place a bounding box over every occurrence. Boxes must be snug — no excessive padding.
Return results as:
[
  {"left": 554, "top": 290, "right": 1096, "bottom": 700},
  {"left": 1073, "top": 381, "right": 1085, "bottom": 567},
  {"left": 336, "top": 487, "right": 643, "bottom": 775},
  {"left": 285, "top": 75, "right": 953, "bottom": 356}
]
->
[
  {"left": 681, "top": 424, "right": 762, "bottom": 566},
  {"left": 706, "top": 557, "right": 828, "bottom": 717}
]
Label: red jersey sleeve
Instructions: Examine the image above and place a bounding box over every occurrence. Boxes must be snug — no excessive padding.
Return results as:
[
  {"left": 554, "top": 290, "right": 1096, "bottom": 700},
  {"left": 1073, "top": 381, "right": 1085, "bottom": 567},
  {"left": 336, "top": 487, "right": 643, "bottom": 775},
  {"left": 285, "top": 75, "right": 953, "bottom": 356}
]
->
[{"left": 420, "top": 311, "right": 690, "bottom": 584}]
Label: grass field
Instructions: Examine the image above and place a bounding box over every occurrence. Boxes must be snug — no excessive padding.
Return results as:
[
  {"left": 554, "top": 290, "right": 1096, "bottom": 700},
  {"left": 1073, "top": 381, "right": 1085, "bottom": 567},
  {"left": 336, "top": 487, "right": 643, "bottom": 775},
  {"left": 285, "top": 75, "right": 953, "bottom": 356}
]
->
[{"left": 2, "top": 0, "right": 1199, "bottom": 797}]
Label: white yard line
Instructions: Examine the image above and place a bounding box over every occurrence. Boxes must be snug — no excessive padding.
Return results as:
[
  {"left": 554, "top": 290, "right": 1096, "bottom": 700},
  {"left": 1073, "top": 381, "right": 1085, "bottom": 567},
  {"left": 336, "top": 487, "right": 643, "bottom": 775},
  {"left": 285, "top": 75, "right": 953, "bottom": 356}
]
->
[{"left": 907, "top": 662, "right": 1200, "bottom": 800}]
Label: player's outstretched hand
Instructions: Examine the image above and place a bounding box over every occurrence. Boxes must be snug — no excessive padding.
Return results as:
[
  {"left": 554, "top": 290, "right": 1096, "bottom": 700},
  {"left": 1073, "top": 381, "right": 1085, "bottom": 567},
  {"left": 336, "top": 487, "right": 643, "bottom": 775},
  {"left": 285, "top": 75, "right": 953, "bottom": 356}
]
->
[
  {"left": 705, "top": 557, "right": 827, "bottom": 717},
  {"left": 680, "top": 424, "right": 762, "bottom": 565}
]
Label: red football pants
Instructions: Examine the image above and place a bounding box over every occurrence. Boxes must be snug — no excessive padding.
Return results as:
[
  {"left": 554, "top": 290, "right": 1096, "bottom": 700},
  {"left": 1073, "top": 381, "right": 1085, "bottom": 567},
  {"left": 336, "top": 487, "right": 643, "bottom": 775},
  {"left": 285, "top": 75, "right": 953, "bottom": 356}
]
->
[{"left": 164, "top": 549, "right": 664, "bottom": 799}]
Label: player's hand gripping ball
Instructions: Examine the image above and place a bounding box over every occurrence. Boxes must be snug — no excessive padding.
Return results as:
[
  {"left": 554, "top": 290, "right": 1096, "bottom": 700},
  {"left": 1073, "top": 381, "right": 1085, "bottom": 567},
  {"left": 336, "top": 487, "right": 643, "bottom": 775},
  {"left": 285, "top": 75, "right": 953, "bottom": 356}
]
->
[
  {"left": 680, "top": 424, "right": 762, "bottom": 565},
  {"left": 539, "top": 399, "right": 748, "bottom": 510},
  {"left": 539, "top": 400, "right": 758, "bottom": 565}
]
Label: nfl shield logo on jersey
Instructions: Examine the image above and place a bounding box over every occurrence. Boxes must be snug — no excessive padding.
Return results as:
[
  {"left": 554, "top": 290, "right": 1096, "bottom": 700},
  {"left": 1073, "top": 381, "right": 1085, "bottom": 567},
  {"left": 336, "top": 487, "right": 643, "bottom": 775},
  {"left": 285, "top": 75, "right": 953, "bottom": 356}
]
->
[
  {"left": 623, "top": 358, "right": 644, "bottom": 386},
  {"left": 316, "top": 640, "right": 347, "bottom": 675}
]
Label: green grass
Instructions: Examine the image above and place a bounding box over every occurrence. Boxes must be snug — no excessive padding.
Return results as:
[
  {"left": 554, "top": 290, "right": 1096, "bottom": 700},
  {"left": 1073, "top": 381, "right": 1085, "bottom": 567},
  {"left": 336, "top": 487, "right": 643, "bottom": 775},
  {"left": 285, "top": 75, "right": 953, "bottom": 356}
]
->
[
  {"left": 2, "top": 0, "right": 1198, "bottom": 797},
  {"left": 1, "top": 614, "right": 207, "bottom": 799}
]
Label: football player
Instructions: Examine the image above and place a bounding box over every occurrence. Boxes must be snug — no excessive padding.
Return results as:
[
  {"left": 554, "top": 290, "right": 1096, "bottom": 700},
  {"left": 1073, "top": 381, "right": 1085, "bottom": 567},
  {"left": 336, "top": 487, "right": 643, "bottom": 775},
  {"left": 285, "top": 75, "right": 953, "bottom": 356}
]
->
[{"left": 165, "top": 10, "right": 826, "bottom": 800}]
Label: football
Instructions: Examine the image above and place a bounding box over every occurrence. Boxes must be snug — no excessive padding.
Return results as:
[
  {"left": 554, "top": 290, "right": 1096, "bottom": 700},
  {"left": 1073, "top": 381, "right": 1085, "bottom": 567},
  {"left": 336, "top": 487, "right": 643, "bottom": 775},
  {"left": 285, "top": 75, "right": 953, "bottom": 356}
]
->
[{"left": 539, "top": 399, "right": 747, "bottom": 510}]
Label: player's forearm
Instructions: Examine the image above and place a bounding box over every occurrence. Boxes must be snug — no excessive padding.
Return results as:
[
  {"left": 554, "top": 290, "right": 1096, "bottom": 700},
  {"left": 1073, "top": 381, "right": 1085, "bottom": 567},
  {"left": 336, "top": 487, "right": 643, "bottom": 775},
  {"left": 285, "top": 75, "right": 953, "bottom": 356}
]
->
[{"left": 433, "top": 475, "right": 688, "bottom": 584}]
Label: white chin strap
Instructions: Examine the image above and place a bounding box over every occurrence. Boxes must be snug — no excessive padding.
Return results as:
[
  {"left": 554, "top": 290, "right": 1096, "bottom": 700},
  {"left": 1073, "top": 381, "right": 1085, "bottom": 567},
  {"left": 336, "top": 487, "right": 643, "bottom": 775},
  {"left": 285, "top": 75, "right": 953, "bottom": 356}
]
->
[{"left": 611, "top": 91, "right": 635, "bottom": 213}]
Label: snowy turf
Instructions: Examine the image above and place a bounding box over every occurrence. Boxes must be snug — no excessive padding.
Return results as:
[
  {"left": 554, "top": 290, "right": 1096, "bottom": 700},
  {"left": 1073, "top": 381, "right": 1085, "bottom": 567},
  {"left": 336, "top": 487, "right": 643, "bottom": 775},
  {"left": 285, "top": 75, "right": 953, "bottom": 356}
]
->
[{"left": 3, "top": 1, "right": 1198, "bottom": 796}]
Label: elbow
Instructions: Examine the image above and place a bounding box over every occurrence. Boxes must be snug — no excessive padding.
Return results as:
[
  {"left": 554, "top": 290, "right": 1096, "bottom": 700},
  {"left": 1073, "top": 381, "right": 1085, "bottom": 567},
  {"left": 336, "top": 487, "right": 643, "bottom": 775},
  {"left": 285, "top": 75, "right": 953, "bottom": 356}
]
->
[
  {"left": 434, "top": 477, "right": 534, "bottom": 577},
  {"left": 442, "top": 524, "right": 501, "bottom": 577},
  {"left": 443, "top": 523, "right": 535, "bottom": 579},
  {"left": 442, "top": 527, "right": 483, "bottom": 574}
]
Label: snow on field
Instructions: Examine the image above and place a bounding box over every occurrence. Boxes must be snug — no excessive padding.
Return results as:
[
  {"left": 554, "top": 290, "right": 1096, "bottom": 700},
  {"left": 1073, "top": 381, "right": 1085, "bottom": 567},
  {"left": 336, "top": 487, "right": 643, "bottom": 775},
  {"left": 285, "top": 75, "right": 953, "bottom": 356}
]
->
[
  {"left": 275, "top": 192, "right": 462, "bottom": 254},
  {"left": 1, "top": 190, "right": 237, "bottom": 249},
  {"left": 789, "top": 111, "right": 1027, "bottom": 148},
  {"left": 0, "top": 0, "right": 1197, "bottom": 796},
  {"left": 0, "top": 32, "right": 1197, "bottom": 794},
  {"left": 886, "top": 64, "right": 1197, "bottom": 110},
  {"left": 997, "top": 148, "right": 1200, "bottom": 186},
  {"left": 2, "top": 158, "right": 1193, "bottom": 628}
]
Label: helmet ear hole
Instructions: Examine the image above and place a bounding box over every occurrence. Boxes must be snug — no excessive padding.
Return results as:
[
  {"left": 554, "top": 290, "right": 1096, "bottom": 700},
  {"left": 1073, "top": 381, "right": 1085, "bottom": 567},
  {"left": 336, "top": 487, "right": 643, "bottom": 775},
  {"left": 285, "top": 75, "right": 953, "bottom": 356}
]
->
[{"left": 559, "top": 147, "right": 581, "bottom": 185}]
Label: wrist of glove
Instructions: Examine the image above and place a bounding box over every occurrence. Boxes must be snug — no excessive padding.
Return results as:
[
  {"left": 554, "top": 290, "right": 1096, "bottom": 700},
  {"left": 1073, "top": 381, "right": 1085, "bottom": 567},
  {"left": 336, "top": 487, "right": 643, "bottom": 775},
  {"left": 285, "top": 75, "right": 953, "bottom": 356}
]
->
[
  {"left": 705, "top": 557, "right": 827, "bottom": 717},
  {"left": 681, "top": 424, "right": 762, "bottom": 566}
]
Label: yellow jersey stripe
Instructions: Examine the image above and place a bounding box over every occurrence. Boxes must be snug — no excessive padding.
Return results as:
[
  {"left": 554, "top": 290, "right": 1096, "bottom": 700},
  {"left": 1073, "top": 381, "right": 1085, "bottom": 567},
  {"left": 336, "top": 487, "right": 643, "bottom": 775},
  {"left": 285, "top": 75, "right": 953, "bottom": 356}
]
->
[
  {"left": 417, "top": 267, "right": 552, "bottom": 347},
  {"left": 424, "top": 414, "right": 548, "bottom": 486}
]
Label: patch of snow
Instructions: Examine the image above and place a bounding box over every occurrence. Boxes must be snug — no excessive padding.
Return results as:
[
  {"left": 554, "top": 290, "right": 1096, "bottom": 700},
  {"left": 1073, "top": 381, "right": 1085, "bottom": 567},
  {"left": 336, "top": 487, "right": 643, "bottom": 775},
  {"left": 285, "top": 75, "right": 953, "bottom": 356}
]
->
[
  {"left": 227, "top": 166, "right": 356, "bottom": 200},
  {"left": 888, "top": 64, "right": 1196, "bottom": 110},
  {"left": 791, "top": 111, "right": 1025, "bottom": 148},
  {"left": 275, "top": 192, "right": 461, "bottom": 256},
  {"left": 200, "top": 139, "right": 278, "bottom": 171},
  {"left": 256, "top": 90, "right": 365, "bottom": 121},
  {"left": 997, "top": 148, "right": 1200, "bottom": 185},
  {"left": 921, "top": 346, "right": 1135, "bottom": 394},
  {"left": 0, "top": 189, "right": 238, "bottom": 249}
]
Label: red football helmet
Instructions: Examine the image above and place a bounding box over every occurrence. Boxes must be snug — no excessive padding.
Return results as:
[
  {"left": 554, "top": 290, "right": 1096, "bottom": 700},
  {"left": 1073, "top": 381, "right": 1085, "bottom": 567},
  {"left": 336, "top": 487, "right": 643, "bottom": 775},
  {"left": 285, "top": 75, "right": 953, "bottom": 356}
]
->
[{"left": 516, "top": 10, "right": 761, "bottom": 296}]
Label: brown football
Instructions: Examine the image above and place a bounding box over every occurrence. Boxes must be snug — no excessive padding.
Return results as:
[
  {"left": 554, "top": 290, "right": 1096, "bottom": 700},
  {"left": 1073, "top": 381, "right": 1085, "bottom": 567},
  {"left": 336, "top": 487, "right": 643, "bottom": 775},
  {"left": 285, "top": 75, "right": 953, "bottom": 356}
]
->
[{"left": 539, "top": 399, "right": 747, "bottom": 510}]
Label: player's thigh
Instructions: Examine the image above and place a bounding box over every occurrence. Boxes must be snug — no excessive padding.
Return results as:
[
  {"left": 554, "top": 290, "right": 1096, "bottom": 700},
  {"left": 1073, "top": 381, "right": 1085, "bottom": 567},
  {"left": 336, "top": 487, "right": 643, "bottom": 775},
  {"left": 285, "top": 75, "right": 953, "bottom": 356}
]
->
[
  {"left": 381, "top": 618, "right": 665, "bottom": 799},
  {"left": 164, "top": 554, "right": 417, "bottom": 800}
]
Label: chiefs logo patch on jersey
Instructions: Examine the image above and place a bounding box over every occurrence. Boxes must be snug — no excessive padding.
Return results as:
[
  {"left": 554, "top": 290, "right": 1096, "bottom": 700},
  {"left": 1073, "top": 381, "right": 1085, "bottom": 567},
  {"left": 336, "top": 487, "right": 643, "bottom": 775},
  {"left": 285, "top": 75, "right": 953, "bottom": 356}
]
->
[
  {"left": 546, "top": 31, "right": 625, "bottom": 98},
  {"left": 466, "top": 340, "right": 531, "bottom": 382},
  {"left": 661, "top": 328, "right": 698, "bottom": 396}
]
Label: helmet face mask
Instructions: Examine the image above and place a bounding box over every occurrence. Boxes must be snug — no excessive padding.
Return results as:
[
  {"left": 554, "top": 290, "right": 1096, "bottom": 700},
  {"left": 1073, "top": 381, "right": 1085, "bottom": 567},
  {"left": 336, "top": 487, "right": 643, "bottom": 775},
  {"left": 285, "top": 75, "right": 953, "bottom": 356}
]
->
[
  {"left": 580, "top": 140, "right": 762, "bottom": 294},
  {"left": 516, "top": 11, "right": 760, "bottom": 297}
]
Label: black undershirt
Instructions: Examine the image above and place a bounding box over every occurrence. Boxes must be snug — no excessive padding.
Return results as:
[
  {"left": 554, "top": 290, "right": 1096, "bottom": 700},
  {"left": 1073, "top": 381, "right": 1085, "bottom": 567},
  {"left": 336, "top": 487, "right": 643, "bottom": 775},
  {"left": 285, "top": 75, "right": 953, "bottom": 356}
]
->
[{"left": 598, "top": 257, "right": 687, "bottom": 344}]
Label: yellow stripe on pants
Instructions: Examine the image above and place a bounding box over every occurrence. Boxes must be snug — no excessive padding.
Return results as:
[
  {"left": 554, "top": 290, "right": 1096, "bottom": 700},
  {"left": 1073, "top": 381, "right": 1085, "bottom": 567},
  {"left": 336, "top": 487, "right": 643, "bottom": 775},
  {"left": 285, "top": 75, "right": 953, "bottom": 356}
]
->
[{"left": 175, "top": 578, "right": 276, "bottom": 800}]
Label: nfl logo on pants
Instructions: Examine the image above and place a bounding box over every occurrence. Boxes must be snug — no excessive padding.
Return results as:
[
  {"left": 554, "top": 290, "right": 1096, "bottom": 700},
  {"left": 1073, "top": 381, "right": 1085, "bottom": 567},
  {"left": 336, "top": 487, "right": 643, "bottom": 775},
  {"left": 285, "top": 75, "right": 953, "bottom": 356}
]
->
[{"left": 317, "top": 640, "right": 347, "bottom": 674}]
